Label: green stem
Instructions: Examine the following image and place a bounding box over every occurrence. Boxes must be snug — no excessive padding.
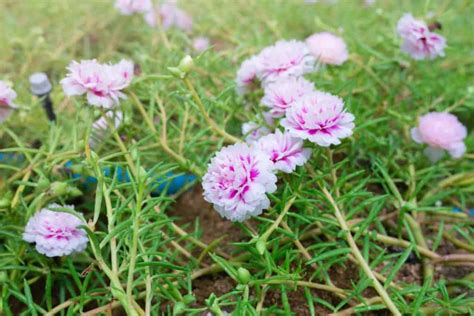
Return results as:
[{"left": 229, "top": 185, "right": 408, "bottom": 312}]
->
[
  {"left": 405, "top": 214, "right": 434, "bottom": 284},
  {"left": 130, "top": 92, "right": 203, "bottom": 176},
  {"left": 127, "top": 183, "right": 145, "bottom": 308},
  {"left": 321, "top": 186, "right": 401, "bottom": 316},
  {"left": 183, "top": 77, "right": 240, "bottom": 144},
  {"left": 257, "top": 197, "right": 296, "bottom": 254},
  {"left": 254, "top": 279, "right": 347, "bottom": 295}
]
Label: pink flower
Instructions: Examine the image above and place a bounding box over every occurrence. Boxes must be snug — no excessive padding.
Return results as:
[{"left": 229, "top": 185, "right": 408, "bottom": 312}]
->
[
  {"left": 242, "top": 121, "right": 271, "bottom": 144},
  {"left": 411, "top": 112, "right": 467, "bottom": 161},
  {"left": 202, "top": 143, "right": 277, "bottom": 222},
  {"left": 145, "top": 1, "right": 193, "bottom": 32},
  {"left": 255, "top": 129, "right": 312, "bottom": 173},
  {"left": 397, "top": 13, "right": 446, "bottom": 60},
  {"left": 23, "top": 204, "right": 88, "bottom": 257},
  {"left": 192, "top": 36, "right": 210, "bottom": 52},
  {"left": 305, "top": 32, "right": 349, "bottom": 66},
  {"left": 0, "top": 80, "right": 17, "bottom": 123},
  {"left": 261, "top": 77, "right": 314, "bottom": 117},
  {"left": 281, "top": 91, "right": 355, "bottom": 147},
  {"left": 235, "top": 55, "right": 260, "bottom": 95},
  {"left": 256, "top": 40, "right": 316, "bottom": 83},
  {"left": 115, "top": 0, "right": 152, "bottom": 15},
  {"left": 61, "top": 59, "right": 134, "bottom": 108}
]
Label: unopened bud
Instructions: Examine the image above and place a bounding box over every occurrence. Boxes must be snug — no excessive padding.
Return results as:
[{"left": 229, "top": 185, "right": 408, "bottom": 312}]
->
[
  {"left": 237, "top": 267, "right": 251, "bottom": 284},
  {"left": 178, "top": 55, "right": 194, "bottom": 74},
  {"left": 50, "top": 182, "right": 68, "bottom": 196},
  {"left": 256, "top": 239, "right": 266, "bottom": 255}
]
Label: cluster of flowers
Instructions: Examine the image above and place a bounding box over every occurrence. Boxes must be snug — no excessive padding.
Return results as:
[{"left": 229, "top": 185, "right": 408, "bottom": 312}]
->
[
  {"left": 397, "top": 13, "right": 446, "bottom": 60},
  {"left": 201, "top": 14, "right": 461, "bottom": 222},
  {"left": 203, "top": 35, "right": 355, "bottom": 222},
  {"left": 14, "top": 11, "right": 468, "bottom": 258},
  {"left": 115, "top": 0, "right": 192, "bottom": 31},
  {"left": 115, "top": 0, "right": 210, "bottom": 52}
]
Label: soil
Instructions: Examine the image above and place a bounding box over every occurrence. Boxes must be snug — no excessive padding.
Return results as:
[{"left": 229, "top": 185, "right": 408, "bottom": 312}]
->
[{"left": 169, "top": 185, "right": 246, "bottom": 255}]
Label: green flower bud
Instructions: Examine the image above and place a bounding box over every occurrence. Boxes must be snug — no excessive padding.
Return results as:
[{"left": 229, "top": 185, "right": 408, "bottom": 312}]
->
[
  {"left": 237, "top": 267, "right": 251, "bottom": 284},
  {"left": 256, "top": 238, "right": 266, "bottom": 255},
  {"left": 50, "top": 182, "right": 68, "bottom": 196},
  {"left": 178, "top": 55, "right": 194, "bottom": 74}
]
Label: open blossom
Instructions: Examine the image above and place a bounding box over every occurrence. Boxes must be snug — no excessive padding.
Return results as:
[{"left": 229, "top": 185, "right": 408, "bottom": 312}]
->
[
  {"left": 115, "top": 0, "right": 152, "bottom": 15},
  {"left": 61, "top": 59, "right": 134, "bottom": 108},
  {"left": 255, "top": 129, "right": 312, "bottom": 173},
  {"left": 0, "top": 80, "right": 17, "bottom": 123},
  {"left": 202, "top": 143, "right": 277, "bottom": 222},
  {"left": 397, "top": 13, "right": 446, "bottom": 60},
  {"left": 305, "top": 32, "right": 349, "bottom": 66},
  {"left": 281, "top": 91, "right": 355, "bottom": 147},
  {"left": 256, "top": 40, "right": 316, "bottom": 83},
  {"left": 192, "top": 36, "right": 210, "bottom": 52},
  {"left": 411, "top": 112, "right": 467, "bottom": 162},
  {"left": 23, "top": 204, "right": 88, "bottom": 257},
  {"left": 242, "top": 121, "right": 271, "bottom": 144},
  {"left": 261, "top": 77, "right": 314, "bottom": 117},
  {"left": 145, "top": 1, "right": 193, "bottom": 32},
  {"left": 235, "top": 55, "right": 260, "bottom": 95}
]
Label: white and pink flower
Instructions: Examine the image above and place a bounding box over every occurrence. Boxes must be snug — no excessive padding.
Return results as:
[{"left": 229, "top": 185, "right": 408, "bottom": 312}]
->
[
  {"left": 255, "top": 129, "right": 312, "bottom": 173},
  {"left": 115, "top": 0, "right": 152, "bottom": 15},
  {"left": 23, "top": 204, "right": 88, "bottom": 257},
  {"left": 235, "top": 55, "right": 260, "bottom": 95},
  {"left": 281, "top": 91, "right": 355, "bottom": 147},
  {"left": 202, "top": 143, "right": 277, "bottom": 222},
  {"left": 397, "top": 13, "right": 446, "bottom": 60},
  {"left": 305, "top": 32, "right": 349, "bottom": 66},
  {"left": 61, "top": 59, "right": 134, "bottom": 108},
  {"left": 411, "top": 112, "right": 467, "bottom": 162},
  {"left": 261, "top": 77, "right": 314, "bottom": 117},
  {"left": 256, "top": 40, "right": 316, "bottom": 83},
  {"left": 0, "top": 80, "right": 17, "bottom": 123}
]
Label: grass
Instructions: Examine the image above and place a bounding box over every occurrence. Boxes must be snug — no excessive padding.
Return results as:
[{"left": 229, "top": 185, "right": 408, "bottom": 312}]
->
[{"left": 1, "top": 0, "right": 474, "bottom": 315}]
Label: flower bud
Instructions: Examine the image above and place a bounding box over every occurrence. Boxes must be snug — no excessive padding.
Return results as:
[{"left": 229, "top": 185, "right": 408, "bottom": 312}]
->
[
  {"left": 178, "top": 55, "right": 194, "bottom": 74},
  {"left": 237, "top": 267, "right": 251, "bottom": 284},
  {"left": 50, "top": 181, "right": 68, "bottom": 196},
  {"left": 256, "top": 239, "right": 266, "bottom": 255}
]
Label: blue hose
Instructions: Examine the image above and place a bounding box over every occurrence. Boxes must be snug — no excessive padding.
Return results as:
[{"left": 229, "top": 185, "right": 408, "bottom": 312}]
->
[{"left": 1, "top": 153, "right": 196, "bottom": 195}]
